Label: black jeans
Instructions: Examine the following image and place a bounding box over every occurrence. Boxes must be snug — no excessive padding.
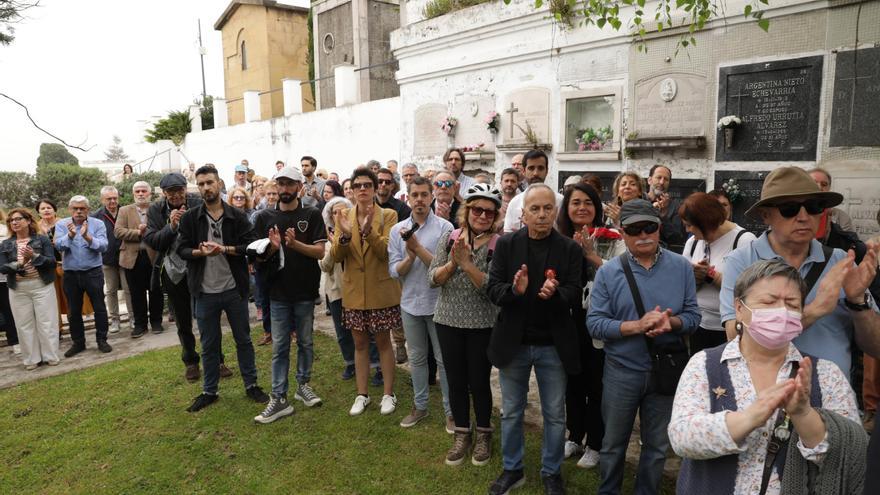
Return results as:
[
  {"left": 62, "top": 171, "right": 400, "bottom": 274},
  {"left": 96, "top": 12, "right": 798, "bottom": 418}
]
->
[
  {"left": 0, "top": 282, "right": 17, "bottom": 345},
  {"left": 566, "top": 340, "right": 606, "bottom": 451},
  {"left": 125, "top": 251, "right": 164, "bottom": 330},
  {"left": 163, "top": 271, "right": 223, "bottom": 366},
  {"left": 436, "top": 323, "right": 493, "bottom": 429},
  {"left": 689, "top": 326, "right": 728, "bottom": 356},
  {"left": 63, "top": 267, "right": 109, "bottom": 344}
]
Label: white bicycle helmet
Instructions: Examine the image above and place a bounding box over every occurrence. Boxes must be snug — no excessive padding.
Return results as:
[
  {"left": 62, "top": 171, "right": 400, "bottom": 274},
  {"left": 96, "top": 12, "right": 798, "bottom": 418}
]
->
[{"left": 464, "top": 183, "right": 502, "bottom": 207}]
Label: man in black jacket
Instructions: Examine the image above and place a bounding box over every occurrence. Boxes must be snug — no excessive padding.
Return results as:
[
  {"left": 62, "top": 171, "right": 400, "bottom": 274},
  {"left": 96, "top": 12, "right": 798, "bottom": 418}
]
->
[
  {"left": 92, "top": 185, "right": 130, "bottom": 334},
  {"left": 144, "top": 173, "right": 231, "bottom": 383},
  {"left": 174, "top": 166, "right": 269, "bottom": 412},
  {"left": 486, "top": 184, "right": 583, "bottom": 495}
]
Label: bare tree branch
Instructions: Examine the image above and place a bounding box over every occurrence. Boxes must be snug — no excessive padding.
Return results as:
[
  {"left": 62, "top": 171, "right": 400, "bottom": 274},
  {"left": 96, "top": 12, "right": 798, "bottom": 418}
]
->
[{"left": 0, "top": 91, "right": 95, "bottom": 152}]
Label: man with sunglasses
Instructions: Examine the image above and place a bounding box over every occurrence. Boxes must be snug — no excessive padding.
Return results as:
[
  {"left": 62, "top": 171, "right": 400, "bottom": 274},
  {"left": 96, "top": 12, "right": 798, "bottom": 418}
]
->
[
  {"left": 587, "top": 198, "right": 700, "bottom": 495},
  {"left": 431, "top": 171, "right": 462, "bottom": 229},
  {"left": 376, "top": 168, "right": 411, "bottom": 222},
  {"left": 176, "top": 165, "right": 270, "bottom": 412},
  {"left": 720, "top": 166, "right": 880, "bottom": 379}
]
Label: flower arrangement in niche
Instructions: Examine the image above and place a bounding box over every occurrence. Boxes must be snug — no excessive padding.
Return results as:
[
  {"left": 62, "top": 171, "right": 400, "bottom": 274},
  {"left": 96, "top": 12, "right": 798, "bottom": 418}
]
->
[
  {"left": 461, "top": 143, "right": 485, "bottom": 152},
  {"left": 485, "top": 111, "right": 500, "bottom": 133},
  {"left": 576, "top": 126, "right": 614, "bottom": 151},
  {"left": 716, "top": 115, "right": 742, "bottom": 130},
  {"left": 721, "top": 178, "right": 744, "bottom": 203},
  {"left": 441, "top": 116, "right": 458, "bottom": 136}
]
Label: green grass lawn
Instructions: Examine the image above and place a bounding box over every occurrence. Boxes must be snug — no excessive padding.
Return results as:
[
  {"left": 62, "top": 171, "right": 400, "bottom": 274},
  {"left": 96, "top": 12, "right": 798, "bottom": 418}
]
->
[{"left": 1, "top": 328, "right": 674, "bottom": 494}]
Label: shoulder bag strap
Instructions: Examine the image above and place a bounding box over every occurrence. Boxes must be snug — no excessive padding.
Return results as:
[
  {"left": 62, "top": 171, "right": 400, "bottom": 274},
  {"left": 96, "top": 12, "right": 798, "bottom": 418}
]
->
[
  {"left": 618, "top": 253, "right": 646, "bottom": 317},
  {"left": 732, "top": 229, "right": 746, "bottom": 250},
  {"left": 802, "top": 245, "right": 834, "bottom": 296},
  {"left": 759, "top": 362, "right": 800, "bottom": 495}
]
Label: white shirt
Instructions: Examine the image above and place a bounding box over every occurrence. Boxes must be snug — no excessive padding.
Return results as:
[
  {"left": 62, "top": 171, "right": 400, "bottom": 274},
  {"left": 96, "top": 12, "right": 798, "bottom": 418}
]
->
[
  {"left": 455, "top": 172, "right": 477, "bottom": 192},
  {"left": 502, "top": 190, "right": 564, "bottom": 233},
  {"left": 682, "top": 226, "right": 756, "bottom": 331}
]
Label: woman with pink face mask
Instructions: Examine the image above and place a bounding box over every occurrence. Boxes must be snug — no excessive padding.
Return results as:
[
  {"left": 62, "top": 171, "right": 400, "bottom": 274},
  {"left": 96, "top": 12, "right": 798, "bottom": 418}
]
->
[{"left": 669, "top": 259, "right": 867, "bottom": 495}]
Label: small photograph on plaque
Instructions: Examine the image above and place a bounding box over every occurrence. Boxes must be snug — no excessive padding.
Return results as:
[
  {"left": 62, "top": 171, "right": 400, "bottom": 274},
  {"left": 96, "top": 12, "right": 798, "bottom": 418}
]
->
[{"left": 564, "top": 95, "right": 615, "bottom": 152}]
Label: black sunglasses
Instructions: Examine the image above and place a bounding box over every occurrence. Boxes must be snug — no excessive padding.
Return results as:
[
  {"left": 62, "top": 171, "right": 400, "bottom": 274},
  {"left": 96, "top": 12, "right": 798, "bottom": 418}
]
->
[
  {"left": 623, "top": 222, "right": 660, "bottom": 236},
  {"left": 769, "top": 199, "right": 825, "bottom": 218},
  {"left": 352, "top": 182, "right": 374, "bottom": 190},
  {"left": 470, "top": 206, "right": 497, "bottom": 219}
]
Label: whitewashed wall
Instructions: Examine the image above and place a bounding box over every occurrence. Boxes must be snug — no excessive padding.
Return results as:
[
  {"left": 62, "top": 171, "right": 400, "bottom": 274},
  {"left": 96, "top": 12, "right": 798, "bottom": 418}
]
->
[{"left": 182, "top": 97, "right": 401, "bottom": 182}]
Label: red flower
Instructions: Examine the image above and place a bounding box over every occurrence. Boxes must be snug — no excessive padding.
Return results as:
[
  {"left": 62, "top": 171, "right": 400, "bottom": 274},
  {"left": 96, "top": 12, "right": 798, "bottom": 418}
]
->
[
  {"left": 544, "top": 269, "right": 556, "bottom": 280},
  {"left": 588, "top": 227, "right": 622, "bottom": 240}
]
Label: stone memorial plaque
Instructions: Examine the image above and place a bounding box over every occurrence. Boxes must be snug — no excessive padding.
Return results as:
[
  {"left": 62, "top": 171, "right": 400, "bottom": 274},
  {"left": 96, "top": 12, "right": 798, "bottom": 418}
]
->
[
  {"left": 716, "top": 56, "right": 823, "bottom": 162},
  {"left": 634, "top": 73, "right": 707, "bottom": 137},
  {"left": 665, "top": 179, "right": 706, "bottom": 202},
  {"left": 454, "top": 97, "right": 496, "bottom": 151},
  {"left": 714, "top": 170, "right": 770, "bottom": 235},
  {"left": 501, "top": 88, "right": 551, "bottom": 146},
  {"left": 829, "top": 47, "right": 880, "bottom": 147},
  {"left": 413, "top": 104, "right": 449, "bottom": 156},
  {"left": 829, "top": 171, "right": 880, "bottom": 241}
]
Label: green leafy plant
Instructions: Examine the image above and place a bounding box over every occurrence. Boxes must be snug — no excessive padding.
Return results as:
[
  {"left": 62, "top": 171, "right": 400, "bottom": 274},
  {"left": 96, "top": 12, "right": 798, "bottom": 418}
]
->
[
  {"left": 31, "top": 163, "right": 107, "bottom": 210},
  {"left": 144, "top": 110, "right": 192, "bottom": 146},
  {"left": 509, "top": 0, "right": 772, "bottom": 53},
  {"left": 514, "top": 121, "right": 540, "bottom": 146},
  {"left": 36, "top": 143, "right": 78, "bottom": 167},
  {"left": 423, "top": 0, "right": 493, "bottom": 20}
]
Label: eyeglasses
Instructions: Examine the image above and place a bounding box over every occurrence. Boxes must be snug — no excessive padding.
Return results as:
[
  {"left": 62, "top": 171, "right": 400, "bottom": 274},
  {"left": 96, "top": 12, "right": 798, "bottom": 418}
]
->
[
  {"left": 434, "top": 180, "right": 454, "bottom": 188},
  {"left": 769, "top": 199, "right": 825, "bottom": 218},
  {"left": 352, "top": 182, "right": 374, "bottom": 190},
  {"left": 377, "top": 179, "right": 395, "bottom": 185},
  {"left": 9, "top": 217, "right": 26, "bottom": 223},
  {"left": 470, "top": 206, "right": 497, "bottom": 219},
  {"left": 622, "top": 222, "right": 660, "bottom": 236},
  {"left": 231, "top": 195, "right": 247, "bottom": 201}
]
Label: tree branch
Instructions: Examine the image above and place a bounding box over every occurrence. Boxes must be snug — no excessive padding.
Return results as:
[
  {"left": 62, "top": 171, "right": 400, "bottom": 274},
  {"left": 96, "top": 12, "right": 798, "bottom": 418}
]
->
[{"left": 0, "top": 91, "right": 94, "bottom": 152}]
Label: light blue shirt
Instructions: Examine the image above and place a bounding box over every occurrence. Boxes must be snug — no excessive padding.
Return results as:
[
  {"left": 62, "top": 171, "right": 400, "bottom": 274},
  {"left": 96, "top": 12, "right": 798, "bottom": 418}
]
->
[
  {"left": 388, "top": 212, "right": 453, "bottom": 316},
  {"left": 54, "top": 217, "right": 107, "bottom": 271},
  {"left": 587, "top": 248, "right": 701, "bottom": 372},
  {"left": 720, "top": 232, "right": 878, "bottom": 376}
]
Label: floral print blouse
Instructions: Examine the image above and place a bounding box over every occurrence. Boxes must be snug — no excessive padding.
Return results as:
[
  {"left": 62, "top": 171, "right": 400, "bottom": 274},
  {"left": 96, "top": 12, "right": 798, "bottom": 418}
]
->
[{"left": 669, "top": 337, "right": 859, "bottom": 495}]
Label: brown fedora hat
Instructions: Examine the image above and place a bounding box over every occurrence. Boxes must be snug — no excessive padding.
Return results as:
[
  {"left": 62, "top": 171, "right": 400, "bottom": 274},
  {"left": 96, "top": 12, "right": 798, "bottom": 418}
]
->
[{"left": 745, "top": 167, "right": 843, "bottom": 219}]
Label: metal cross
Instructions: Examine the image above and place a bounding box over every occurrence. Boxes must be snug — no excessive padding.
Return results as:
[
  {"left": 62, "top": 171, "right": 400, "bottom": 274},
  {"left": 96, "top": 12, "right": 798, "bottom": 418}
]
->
[
  {"left": 506, "top": 101, "right": 519, "bottom": 139},
  {"left": 728, "top": 86, "right": 751, "bottom": 116}
]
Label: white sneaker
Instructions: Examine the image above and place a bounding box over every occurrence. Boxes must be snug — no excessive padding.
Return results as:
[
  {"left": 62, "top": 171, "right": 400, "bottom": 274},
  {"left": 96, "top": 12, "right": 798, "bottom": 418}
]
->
[
  {"left": 379, "top": 394, "right": 397, "bottom": 415},
  {"left": 577, "top": 447, "right": 600, "bottom": 469},
  {"left": 349, "top": 395, "right": 370, "bottom": 416},
  {"left": 12, "top": 344, "right": 21, "bottom": 355},
  {"left": 109, "top": 320, "right": 120, "bottom": 334},
  {"left": 564, "top": 440, "right": 583, "bottom": 459}
]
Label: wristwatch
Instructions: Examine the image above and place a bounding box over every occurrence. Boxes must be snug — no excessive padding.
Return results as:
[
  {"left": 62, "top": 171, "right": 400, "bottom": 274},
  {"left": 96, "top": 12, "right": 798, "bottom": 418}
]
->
[{"left": 844, "top": 294, "right": 870, "bottom": 312}]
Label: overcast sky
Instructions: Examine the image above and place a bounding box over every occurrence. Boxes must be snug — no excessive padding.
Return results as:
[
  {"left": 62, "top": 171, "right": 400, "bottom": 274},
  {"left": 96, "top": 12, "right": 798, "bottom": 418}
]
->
[{"left": 0, "top": 0, "right": 248, "bottom": 172}]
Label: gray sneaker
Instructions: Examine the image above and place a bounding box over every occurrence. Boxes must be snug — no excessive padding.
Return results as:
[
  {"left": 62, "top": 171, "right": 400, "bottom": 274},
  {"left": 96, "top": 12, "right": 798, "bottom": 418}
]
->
[
  {"left": 400, "top": 407, "right": 429, "bottom": 428},
  {"left": 254, "top": 395, "right": 294, "bottom": 424},
  {"left": 294, "top": 383, "right": 322, "bottom": 407}
]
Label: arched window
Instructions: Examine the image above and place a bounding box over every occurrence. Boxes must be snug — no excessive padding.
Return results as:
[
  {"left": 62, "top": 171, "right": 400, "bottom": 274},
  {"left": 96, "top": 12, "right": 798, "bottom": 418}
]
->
[{"left": 240, "top": 40, "right": 247, "bottom": 70}]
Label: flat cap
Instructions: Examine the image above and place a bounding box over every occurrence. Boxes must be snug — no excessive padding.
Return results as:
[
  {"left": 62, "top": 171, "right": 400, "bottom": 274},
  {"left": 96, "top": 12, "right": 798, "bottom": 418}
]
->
[{"left": 159, "top": 173, "right": 187, "bottom": 190}]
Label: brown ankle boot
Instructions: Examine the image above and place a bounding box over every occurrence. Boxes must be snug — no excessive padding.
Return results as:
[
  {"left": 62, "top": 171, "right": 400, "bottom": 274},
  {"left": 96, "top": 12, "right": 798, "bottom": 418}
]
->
[
  {"left": 445, "top": 429, "right": 472, "bottom": 466},
  {"left": 472, "top": 427, "right": 493, "bottom": 466}
]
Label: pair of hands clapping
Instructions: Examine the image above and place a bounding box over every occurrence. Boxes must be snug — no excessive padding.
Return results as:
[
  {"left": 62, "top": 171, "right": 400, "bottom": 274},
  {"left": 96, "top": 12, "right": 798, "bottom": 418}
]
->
[
  {"left": 66, "top": 220, "right": 93, "bottom": 243},
  {"left": 512, "top": 264, "right": 558, "bottom": 300},
  {"left": 268, "top": 225, "right": 299, "bottom": 250},
  {"left": 334, "top": 205, "right": 374, "bottom": 237},
  {"left": 745, "top": 357, "right": 815, "bottom": 429}
]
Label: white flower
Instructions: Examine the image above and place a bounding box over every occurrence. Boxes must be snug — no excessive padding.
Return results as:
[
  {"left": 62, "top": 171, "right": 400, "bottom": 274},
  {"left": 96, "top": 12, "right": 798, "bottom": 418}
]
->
[{"left": 717, "top": 115, "right": 742, "bottom": 129}]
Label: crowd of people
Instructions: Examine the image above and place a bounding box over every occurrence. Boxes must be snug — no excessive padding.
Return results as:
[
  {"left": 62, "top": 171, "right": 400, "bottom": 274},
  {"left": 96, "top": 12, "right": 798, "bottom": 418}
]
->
[{"left": 2, "top": 150, "right": 879, "bottom": 495}]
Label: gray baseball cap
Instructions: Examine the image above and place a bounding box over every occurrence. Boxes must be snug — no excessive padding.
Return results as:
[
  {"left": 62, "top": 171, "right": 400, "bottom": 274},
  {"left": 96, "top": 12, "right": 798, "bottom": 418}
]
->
[
  {"left": 619, "top": 199, "right": 661, "bottom": 226},
  {"left": 274, "top": 166, "right": 304, "bottom": 182}
]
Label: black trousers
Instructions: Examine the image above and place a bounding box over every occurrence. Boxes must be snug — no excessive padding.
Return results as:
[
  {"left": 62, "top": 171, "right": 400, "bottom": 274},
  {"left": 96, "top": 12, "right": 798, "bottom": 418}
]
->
[
  {"left": 436, "top": 323, "right": 493, "bottom": 429},
  {"left": 63, "top": 267, "right": 109, "bottom": 344},
  {"left": 125, "top": 251, "right": 164, "bottom": 330},
  {"left": 689, "top": 326, "right": 728, "bottom": 356},
  {"left": 162, "top": 271, "right": 223, "bottom": 366},
  {"left": 0, "top": 282, "right": 17, "bottom": 345},
  {"left": 565, "top": 339, "right": 605, "bottom": 451}
]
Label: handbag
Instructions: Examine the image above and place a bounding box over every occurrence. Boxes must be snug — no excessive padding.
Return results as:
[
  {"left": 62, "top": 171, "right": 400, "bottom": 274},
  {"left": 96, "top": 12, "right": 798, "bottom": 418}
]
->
[{"left": 619, "top": 253, "right": 689, "bottom": 395}]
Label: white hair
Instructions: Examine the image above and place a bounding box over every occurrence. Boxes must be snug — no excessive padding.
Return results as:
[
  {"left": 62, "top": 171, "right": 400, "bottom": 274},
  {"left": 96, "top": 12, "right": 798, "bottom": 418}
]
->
[
  {"left": 100, "top": 186, "right": 118, "bottom": 196},
  {"left": 322, "top": 196, "right": 352, "bottom": 229},
  {"left": 68, "top": 195, "right": 90, "bottom": 207},
  {"left": 402, "top": 163, "right": 419, "bottom": 172},
  {"left": 132, "top": 181, "right": 151, "bottom": 192}
]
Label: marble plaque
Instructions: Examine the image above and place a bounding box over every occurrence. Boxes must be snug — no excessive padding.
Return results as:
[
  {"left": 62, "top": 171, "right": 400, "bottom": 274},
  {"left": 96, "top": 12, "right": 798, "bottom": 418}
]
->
[
  {"left": 501, "top": 88, "right": 551, "bottom": 145},
  {"left": 828, "top": 168, "right": 880, "bottom": 241},
  {"left": 454, "top": 97, "right": 496, "bottom": 151},
  {"left": 829, "top": 47, "right": 880, "bottom": 147},
  {"left": 413, "top": 103, "right": 449, "bottom": 156},
  {"left": 716, "top": 56, "right": 823, "bottom": 161},
  {"left": 633, "top": 73, "right": 707, "bottom": 137}
]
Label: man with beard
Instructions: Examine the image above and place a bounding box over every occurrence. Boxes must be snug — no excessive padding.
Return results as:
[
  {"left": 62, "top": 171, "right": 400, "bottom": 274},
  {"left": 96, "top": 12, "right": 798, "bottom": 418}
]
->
[
  {"left": 252, "top": 166, "right": 328, "bottom": 423},
  {"left": 176, "top": 166, "right": 269, "bottom": 412},
  {"left": 300, "top": 156, "right": 325, "bottom": 209},
  {"left": 145, "top": 173, "right": 232, "bottom": 383},
  {"left": 116, "top": 181, "right": 164, "bottom": 338},
  {"left": 444, "top": 148, "right": 475, "bottom": 195},
  {"left": 497, "top": 168, "right": 520, "bottom": 221},
  {"left": 502, "top": 150, "right": 563, "bottom": 233},
  {"left": 645, "top": 164, "right": 686, "bottom": 254},
  {"left": 377, "top": 168, "right": 411, "bottom": 222}
]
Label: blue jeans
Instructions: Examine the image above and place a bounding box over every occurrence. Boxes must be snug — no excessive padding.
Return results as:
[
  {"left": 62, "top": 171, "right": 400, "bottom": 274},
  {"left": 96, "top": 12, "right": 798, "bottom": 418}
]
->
[
  {"left": 598, "top": 359, "right": 673, "bottom": 495},
  {"left": 270, "top": 299, "right": 315, "bottom": 396},
  {"left": 401, "top": 311, "right": 450, "bottom": 414},
  {"left": 193, "top": 289, "right": 258, "bottom": 395},
  {"left": 499, "top": 345, "right": 567, "bottom": 476},
  {"left": 328, "top": 298, "right": 379, "bottom": 367},
  {"left": 254, "top": 268, "right": 271, "bottom": 333}
]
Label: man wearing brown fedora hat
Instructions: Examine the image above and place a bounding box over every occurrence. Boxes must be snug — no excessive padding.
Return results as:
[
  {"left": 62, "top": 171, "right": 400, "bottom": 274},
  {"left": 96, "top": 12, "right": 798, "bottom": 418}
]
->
[{"left": 719, "top": 166, "right": 880, "bottom": 377}]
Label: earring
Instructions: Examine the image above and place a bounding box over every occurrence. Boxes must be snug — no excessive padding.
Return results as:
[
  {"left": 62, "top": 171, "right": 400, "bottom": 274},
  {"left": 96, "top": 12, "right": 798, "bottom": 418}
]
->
[{"left": 735, "top": 321, "right": 743, "bottom": 333}]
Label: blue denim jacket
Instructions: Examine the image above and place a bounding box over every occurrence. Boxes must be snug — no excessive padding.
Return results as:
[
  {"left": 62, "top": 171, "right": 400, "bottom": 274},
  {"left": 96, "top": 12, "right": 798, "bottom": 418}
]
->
[{"left": 0, "top": 235, "right": 57, "bottom": 289}]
